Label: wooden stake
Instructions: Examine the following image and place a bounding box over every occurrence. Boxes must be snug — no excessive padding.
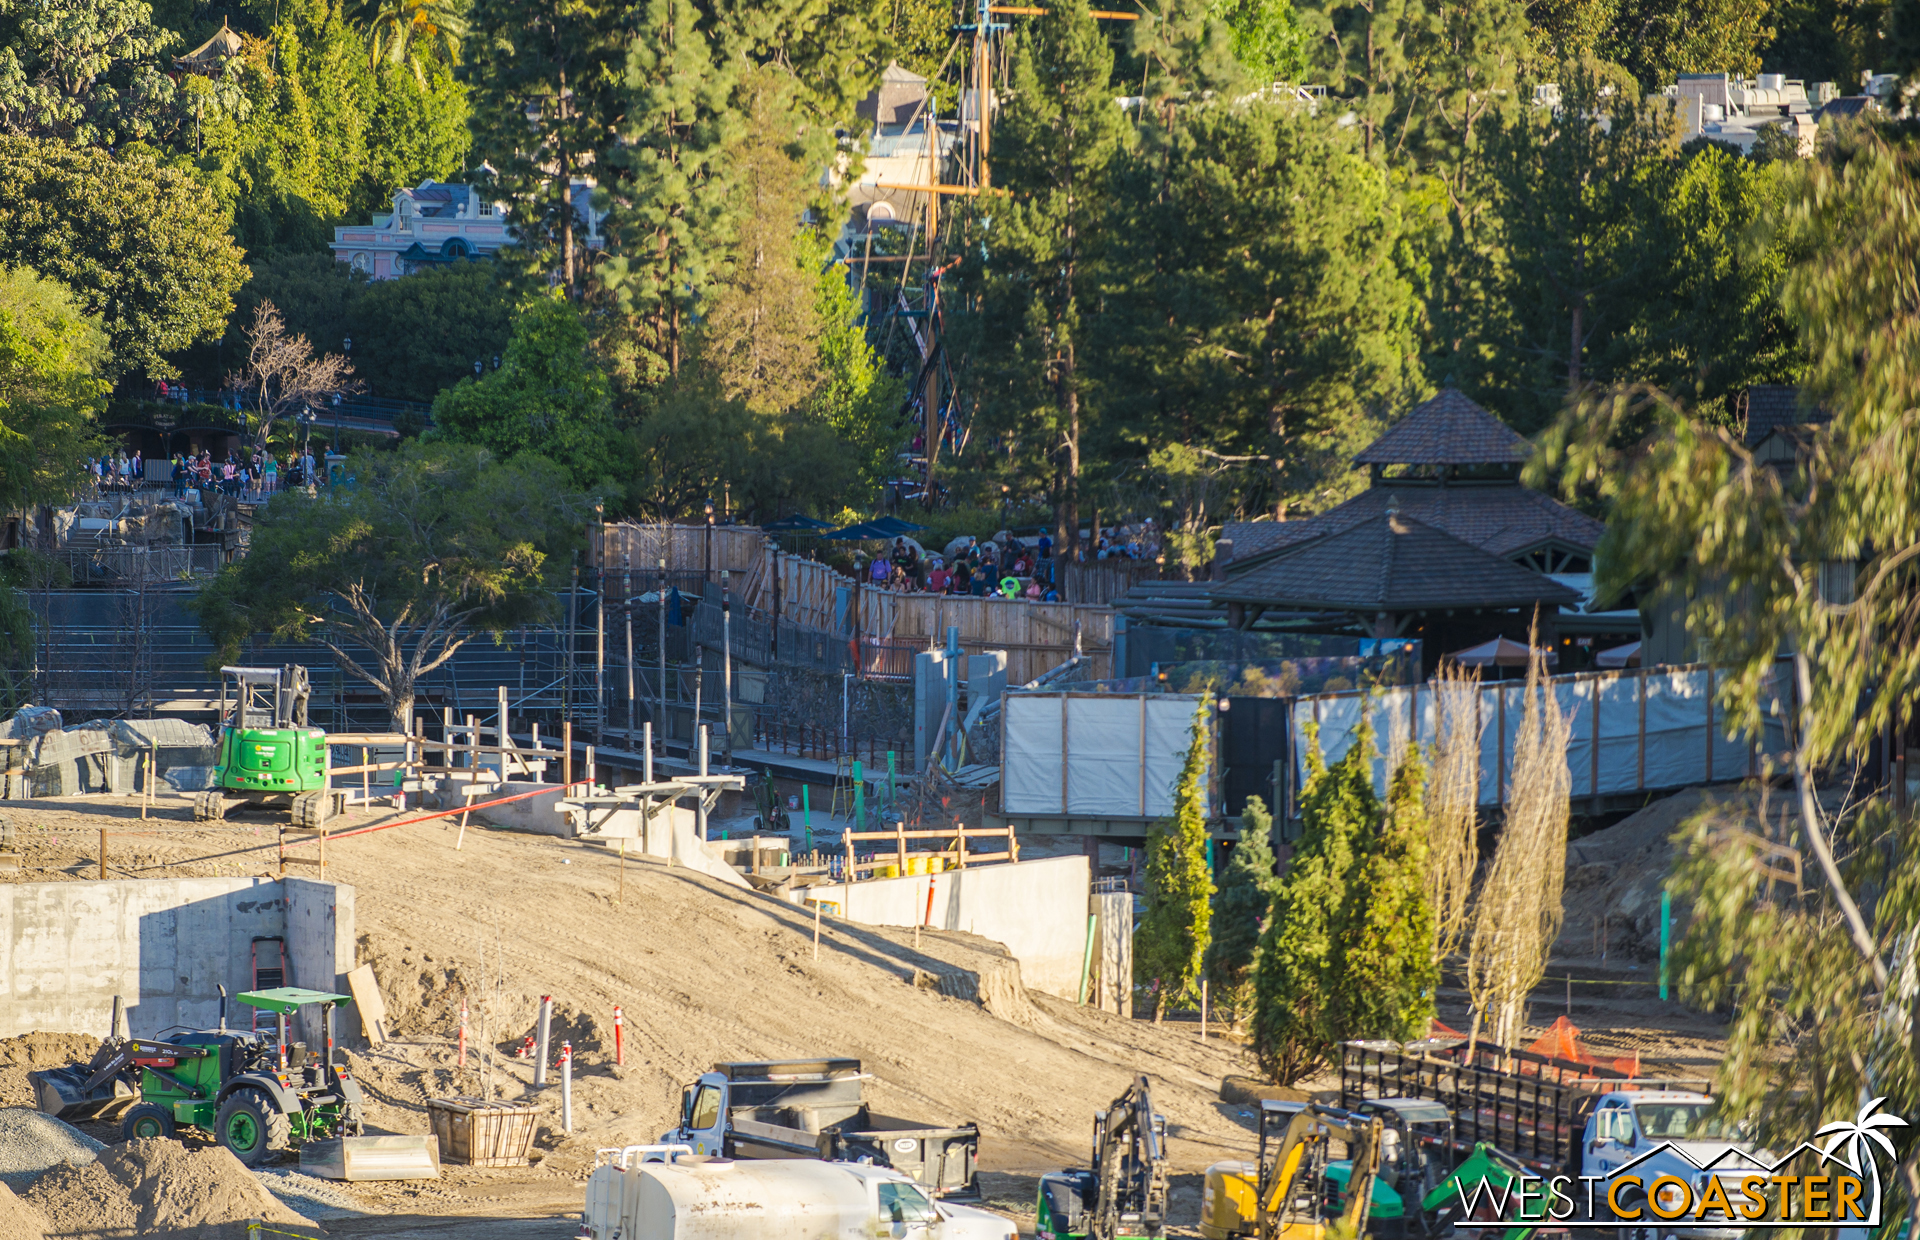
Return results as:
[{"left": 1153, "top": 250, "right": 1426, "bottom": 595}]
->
[
  {"left": 813, "top": 899, "right": 822, "bottom": 962},
  {"left": 98, "top": 828, "right": 106, "bottom": 880},
  {"left": 618, "top": 838, "right": 627, "bottom": 902},
  {"left": 1200, "top": 979, "right": 1208, "bottom": 1041},
  {"left": 563, "top": 721, "right": 573, "bottom": 788},
  {"left": 141, "top": 746, "right": 153, "bottom": 820}
]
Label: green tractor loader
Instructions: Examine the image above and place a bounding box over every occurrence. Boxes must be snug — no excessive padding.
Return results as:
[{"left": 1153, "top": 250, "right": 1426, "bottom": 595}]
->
[
  {"left": 31, "top": 987, "right": 439, "bottom": 1180},
  {"left": 194, "top": 665, "right": 338, "bottom": 827}
]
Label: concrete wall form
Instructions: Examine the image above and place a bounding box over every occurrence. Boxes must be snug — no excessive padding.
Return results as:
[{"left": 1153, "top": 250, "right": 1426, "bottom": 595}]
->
[
  {"left": 815, "top": 855, "right": 1090, "bottom": 998},
  {"left": 0, "top": 878, "right": 354, "bottom": 1040}
]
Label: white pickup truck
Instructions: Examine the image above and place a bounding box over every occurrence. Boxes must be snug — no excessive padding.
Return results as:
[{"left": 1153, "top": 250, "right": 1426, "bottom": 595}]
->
[
  {"left": 1583, "top": 1089, "right": 1769, "bottom": 1240},
  {"left": 581, "top": 1146, "right": 1017, "bottom": 1240}
]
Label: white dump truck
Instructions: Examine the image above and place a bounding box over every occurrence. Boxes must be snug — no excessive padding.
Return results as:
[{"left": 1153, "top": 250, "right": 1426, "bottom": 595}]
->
[{"left": 580, "top": 1147, "right": 1018, "bottom": 1240}]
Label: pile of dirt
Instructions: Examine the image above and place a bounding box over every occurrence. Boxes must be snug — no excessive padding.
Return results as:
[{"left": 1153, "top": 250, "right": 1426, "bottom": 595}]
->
[
  {"left": 0, "top": 1031, "right": 101, "bottom": 1108},
  {"left": 0, "top": 1181, "right": 49, "bottom": 1239},
  {"left": 21, "top": 1138, "right": 323, "bottom": 1239},
  {"left": 1558, "top": 786, "right": 1804, "bottom": 961}
]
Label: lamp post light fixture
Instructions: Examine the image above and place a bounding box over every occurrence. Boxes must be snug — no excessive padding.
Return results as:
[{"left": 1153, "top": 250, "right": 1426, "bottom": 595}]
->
[
  {"left": 473, "top": 359, "right": 484, "bottom": 378},
  {"left": 703, "top": 497, "right": 715, "bottom": 583}
]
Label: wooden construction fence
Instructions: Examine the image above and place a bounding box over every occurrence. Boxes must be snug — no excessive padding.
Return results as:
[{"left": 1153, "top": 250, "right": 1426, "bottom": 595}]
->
[{"left": 592, "top": 521, "right": 1115, "bottom": 684}]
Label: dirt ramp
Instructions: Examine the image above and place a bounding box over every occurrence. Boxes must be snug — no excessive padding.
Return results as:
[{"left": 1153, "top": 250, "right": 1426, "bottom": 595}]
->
[{"left": 23, "top": 1138, "right": 323, "bottom": 1240}]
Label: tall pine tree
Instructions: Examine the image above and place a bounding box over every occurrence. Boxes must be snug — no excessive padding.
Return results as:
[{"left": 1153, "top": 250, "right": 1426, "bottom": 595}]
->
[
  {"left": 948, "top": 0, "right": 1123, "bottom": 560},
  {"left": 1135, "top": 699, "right": 1217, "bottom": 1020},
  {"left": 464, "top": 0, "right": 626, "bottom": 298},
  {"left": 597, "top": 0, "right": 741, "bottom": 383}
]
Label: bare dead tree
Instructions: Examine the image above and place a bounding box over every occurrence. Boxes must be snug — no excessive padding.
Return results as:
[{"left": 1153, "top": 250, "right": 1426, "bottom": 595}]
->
[
  {"left": 1465, "top": 638, "right": 1570, "bottom": 1059},
  {"left": 225, "top": 301, "right": 361, "bottom": 457},
  {"left": 1427, "top": 661, "right": 1482, "bottom": 968}
]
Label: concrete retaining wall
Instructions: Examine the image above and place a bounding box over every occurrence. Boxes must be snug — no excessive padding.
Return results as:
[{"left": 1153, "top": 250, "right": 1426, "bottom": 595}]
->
[
  {"left": 818, "top": 855, "right": 1090, "bottom": 998},
  {"left": 0, "top": 878, "right": 355, "bottom": 1040}
]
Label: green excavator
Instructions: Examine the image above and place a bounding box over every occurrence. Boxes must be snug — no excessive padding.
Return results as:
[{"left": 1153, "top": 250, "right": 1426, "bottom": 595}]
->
[{"left": 193, "top": 665, "right": 337, "bottom": 827}]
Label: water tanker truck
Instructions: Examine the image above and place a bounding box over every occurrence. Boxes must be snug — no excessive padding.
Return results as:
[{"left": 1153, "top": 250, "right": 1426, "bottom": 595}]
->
[{"left": 580, "top": 1147, "right": 1017, "bottom": 1240}]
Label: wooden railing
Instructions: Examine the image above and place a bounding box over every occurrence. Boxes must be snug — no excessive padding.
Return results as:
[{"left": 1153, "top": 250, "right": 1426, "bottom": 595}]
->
[{"left": 842, "top": 821, "right": 1020, "bottom": 879}]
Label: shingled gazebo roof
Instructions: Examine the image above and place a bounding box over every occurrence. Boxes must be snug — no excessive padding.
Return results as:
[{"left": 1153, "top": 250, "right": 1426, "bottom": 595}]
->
[
  {"left": 1209, "top": 510, "right": 1581, "bottom": 614},
  {"left": 1354, "top": 388, "right": 1531, "bottom": 467}
]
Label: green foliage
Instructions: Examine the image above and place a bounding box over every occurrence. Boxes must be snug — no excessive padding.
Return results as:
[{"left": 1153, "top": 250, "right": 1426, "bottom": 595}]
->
[
  {"left": 595, "top": 0, "right": 740, "bottom": 382},
  {"left": 1252, "top": 722, "right": 1372, "bottom": 1082},
  {"left": 463, "top": 0, "right": 624, "bottom": 296},
  {"left": 347, "top": 0, "right": 465, "bottom": 82},
  {"left": 1096, "top": 100, "right": 1424, "bottom": 515},
  {"left": 0, "top": 136, "right": 246, "bottom": 377},
  {"left": 430, "top": 296, "right": 616, "bottom": 492},
  {"left": 1251, "top": 721, "right": 1435, "bottom": 1082},
  {"left": 948, "top": 0, "right": 1124, "bottom": 551},
  {"left": 1338, "top": 748, "right": 1437, "bottom": 1038},
  {"left": 1135, "top": 699, "right": 1217, "bottom": 1014},
  {"left": 191, "top": 440, "right": 588, "bottom": 728},
  {"left": 0, "top": 0, "right": 184, "bottom": 146},
  {"left": 1205, "top": 794, "right": 1279, "bottom": 1010},
  {"left": 1210, "top": 0, "right": 1309, "bottom": 83},
  {"left": 229, "top": 254, "right": 513, "bottom": 404},
  {"left": 186, "top": 14, "right": 470, "bottom": 255},
  {"left": 804, "top": 231, "right": 902, "bottom": 503},
  {"left": 350, "top": 262, "right": 515, "bottom": 403},
  {"left": 0, "top": 266, "right": 105, "bottom": 509},
  {"left": 1462, "top": 86, "right": 1795, "bottom": 432}
]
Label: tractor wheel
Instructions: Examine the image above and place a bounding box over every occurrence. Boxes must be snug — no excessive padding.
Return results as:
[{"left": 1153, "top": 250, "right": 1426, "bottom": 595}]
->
[
  {"left": 121, "top": 1102, "right": 175, "bottom": 1142},
  {"left": 292, "top": 791, "right": 331, "bottom": 829},
  {"left": 193, "top": 789, "right": 229, "bottom": 822},
  {"left": 215, "top": 1089, "right": 290, "bottom": 1167}
]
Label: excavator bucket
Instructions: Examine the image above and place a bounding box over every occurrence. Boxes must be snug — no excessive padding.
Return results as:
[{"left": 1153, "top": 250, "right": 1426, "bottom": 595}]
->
[
  {"left": 29, "top": 1064, "right": 136, "bottom": 1123},
  {"left": 300, "top": 1133, "right": 442, "bottom": 1181}
]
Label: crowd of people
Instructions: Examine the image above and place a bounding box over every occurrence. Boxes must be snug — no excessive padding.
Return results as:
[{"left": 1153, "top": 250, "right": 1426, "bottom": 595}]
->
[
  {"left": 865, "top": 520, "right": 1163, "bottom": 600},
  {"left": 89, "top": 445, "right": 323, "bottom": 500}
]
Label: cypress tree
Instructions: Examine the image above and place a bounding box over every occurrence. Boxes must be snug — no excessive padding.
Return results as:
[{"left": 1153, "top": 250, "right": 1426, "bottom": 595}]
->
[
  {"left": 1135, "top": 699, "right": 1217, "bottom": 1020},
  {"left": 1251, "top": 721, "right": 1374, "bottom": 1082},
  {"left": 1334, "top": 748, "right": 1438, "bottom": 1039},
  {"left": 1205, "top": 794, "right": 1280, "bottom": 1020}
]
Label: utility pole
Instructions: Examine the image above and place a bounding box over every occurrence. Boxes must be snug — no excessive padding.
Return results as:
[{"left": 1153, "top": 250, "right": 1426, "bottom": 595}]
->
[
  {"left": 721, "top": 569, "right": 733, "bottom": 766},
  {"left": 624, "top": 553, "right": 635, "bottom": 741},
  {"left": 658, "top": 557, "right": 668, "bottom": 755},
  {"left": 594, "top": 505, "right": 605, "bottom": 745}
]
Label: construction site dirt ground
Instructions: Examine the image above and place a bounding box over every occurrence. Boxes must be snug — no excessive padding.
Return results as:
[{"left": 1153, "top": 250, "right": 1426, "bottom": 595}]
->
[{"left": 0, "top": 789, "right": 1741, "bottom": 1236}]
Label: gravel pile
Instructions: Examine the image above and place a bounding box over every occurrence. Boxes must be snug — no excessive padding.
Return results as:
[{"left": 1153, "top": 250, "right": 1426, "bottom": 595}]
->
[
  {"left": 0, "top": 1105, "right": 106, "bottom": 1191},
  {"left": 254, "top": 1167, "right": 367, "bottom": 1220}
]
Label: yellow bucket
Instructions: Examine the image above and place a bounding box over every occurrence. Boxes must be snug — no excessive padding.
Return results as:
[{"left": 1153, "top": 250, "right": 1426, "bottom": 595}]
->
[
  {"left": 926, "top": 857, "right": 944, "bottom": 874},
  {"left": 907, "top": 857, "right": 926, "bottom": 875},
  {"left": 877, "top": 864, "right": 899, "bottom": 879}
]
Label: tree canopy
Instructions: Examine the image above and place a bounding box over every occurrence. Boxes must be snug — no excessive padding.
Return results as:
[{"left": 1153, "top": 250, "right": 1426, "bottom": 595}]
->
[
  {"left": 0, "top": 266, "right": 104, "bottom": 510},
  {"left": 0, "top": 136, "right": 246, "bottom": 376},
  {"left": 192, "top": 441, "right": 589, "bottom": 730}
]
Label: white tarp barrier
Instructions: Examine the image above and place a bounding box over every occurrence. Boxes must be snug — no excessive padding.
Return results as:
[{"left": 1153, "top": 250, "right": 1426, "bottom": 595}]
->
[
  {"left": 1002, "top": 692, "right": 1207, "bottom": 817},
  {"left": 1294, "top": 662, "right": 1791, "bottom": 807}
]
